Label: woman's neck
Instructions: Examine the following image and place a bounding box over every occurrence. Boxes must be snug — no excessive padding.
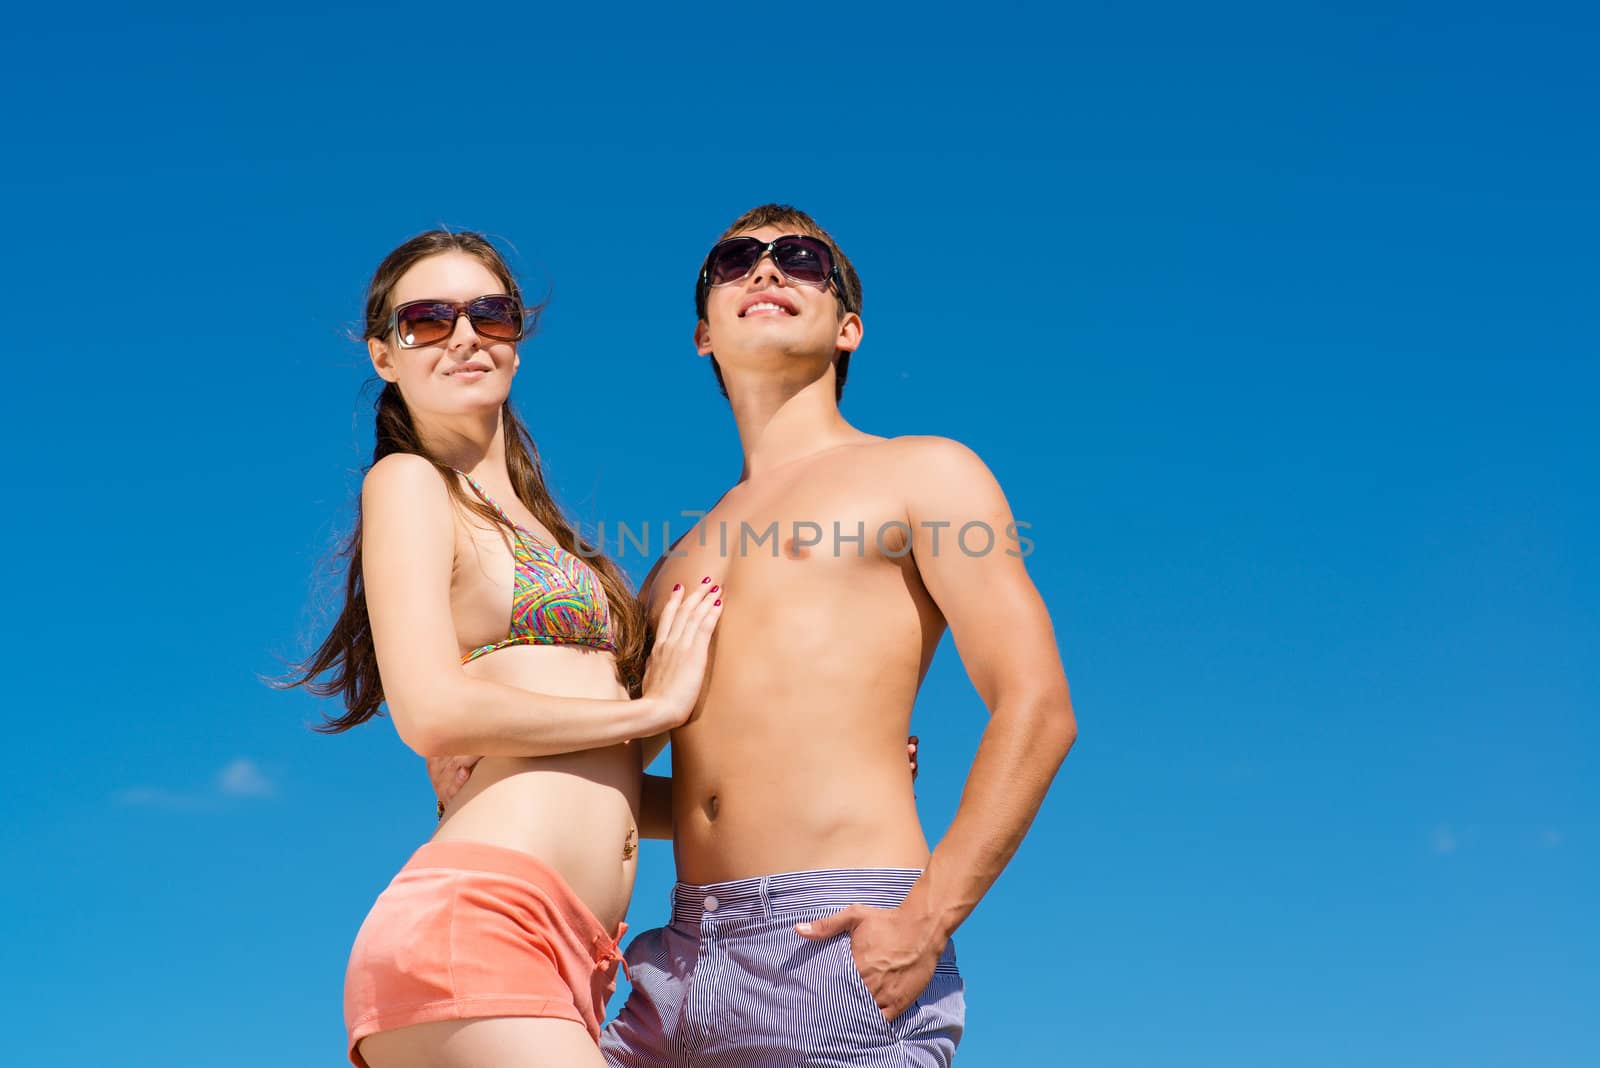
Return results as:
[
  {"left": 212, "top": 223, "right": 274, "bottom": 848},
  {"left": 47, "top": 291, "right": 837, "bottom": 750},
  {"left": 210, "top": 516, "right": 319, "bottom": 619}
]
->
[{"left": 416, "top": 408, "right": 509, "bottom": 480}]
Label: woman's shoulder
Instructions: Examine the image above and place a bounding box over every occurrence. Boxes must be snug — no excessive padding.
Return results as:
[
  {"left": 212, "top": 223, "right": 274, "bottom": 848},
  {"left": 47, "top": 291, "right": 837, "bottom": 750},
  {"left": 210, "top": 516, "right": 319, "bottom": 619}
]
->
[{"left": 362, "top": 453, "right": 452, "bottom": 515}]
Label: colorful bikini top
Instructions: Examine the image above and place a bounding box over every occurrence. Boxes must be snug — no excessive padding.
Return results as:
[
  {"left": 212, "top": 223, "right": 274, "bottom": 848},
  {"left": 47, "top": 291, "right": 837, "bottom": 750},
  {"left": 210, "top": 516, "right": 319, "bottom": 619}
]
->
[{"left": 456, "top": 471, "right": 616, "bottom": 663}]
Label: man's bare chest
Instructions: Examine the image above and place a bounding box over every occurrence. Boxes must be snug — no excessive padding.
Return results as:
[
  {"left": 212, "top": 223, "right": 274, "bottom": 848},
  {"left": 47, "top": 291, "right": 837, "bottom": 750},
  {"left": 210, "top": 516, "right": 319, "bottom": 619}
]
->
[{"left": 649, "top": 482, "right": 913, "bottom": 615}]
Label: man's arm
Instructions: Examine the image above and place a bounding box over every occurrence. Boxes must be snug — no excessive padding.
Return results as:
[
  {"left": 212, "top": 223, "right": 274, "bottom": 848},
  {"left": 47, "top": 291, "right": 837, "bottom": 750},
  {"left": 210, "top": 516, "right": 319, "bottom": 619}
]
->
[
  {"left": 639, "top": 773, "right": 674, "bottom": 839},
  {"left": 799, "top": 437, "right": 1075, "bottom": 1018},
  {"left": 632, "top": 556, "right": 676, "bottom": 840}
]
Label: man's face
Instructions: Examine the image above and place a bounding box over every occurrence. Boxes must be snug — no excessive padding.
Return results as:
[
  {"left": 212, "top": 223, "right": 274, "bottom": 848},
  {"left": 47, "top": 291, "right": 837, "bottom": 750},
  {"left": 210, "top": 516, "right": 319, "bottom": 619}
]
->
[{"left": 694, "top": 224, "right": 862, "bottom": 377}]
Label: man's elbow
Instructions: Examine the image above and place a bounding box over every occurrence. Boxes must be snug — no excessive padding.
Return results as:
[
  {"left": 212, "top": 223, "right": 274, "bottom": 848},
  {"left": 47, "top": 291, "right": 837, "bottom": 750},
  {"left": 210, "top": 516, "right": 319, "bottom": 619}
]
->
[
  {"left": 1056, "top": 705, "right": 1078, "bottom": 756},
  {"left": 1042, "top": 697, "right": 1077, "bottom": 759},
  {"left": 1015, "top": 684, "right": 1076, "bottom": 759}
]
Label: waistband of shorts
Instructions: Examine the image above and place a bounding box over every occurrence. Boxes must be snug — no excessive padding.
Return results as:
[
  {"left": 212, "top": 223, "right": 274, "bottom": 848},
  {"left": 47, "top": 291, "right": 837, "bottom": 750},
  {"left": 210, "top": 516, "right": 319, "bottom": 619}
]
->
[
  {"left": 670, "top": 867, "right": 924, "bottom": 926},
  {"left": 399, "top": 840, "right": 620, "bottom": 949}
]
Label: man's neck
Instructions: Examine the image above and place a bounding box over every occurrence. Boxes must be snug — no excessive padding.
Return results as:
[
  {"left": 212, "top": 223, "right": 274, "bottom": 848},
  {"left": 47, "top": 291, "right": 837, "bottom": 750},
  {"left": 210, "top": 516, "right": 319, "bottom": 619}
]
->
[{"left": 725, "top": 368, "right": 864, "bottom": 481}]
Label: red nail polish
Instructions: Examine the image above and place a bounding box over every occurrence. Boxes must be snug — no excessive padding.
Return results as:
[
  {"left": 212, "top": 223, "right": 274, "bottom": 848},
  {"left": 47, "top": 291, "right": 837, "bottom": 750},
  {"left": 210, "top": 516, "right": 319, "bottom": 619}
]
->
[
  {"left": 672, "top": 583, "right": 682, "bottom": 591},
  {"left": 710, "top": 585, "right": 719, "bottom": 593},
  {"left": 714, "top": 599, "right": 721, "bottom": 606},
  {"left": 702, "top": 576, "right": 711, "bottom": 583}
]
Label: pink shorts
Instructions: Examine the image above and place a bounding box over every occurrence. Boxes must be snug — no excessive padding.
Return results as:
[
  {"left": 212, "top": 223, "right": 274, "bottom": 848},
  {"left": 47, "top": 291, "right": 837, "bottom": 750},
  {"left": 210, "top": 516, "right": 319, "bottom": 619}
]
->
[{"left": 344, "top": 840, "right": 625, "bottom": 1066}]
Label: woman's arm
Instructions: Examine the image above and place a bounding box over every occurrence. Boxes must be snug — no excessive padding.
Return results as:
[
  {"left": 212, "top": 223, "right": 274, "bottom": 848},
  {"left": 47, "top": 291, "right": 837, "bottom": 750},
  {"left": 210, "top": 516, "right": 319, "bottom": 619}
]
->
[{"left": 363, "top": 454, "right": 718, "bottom": 758}]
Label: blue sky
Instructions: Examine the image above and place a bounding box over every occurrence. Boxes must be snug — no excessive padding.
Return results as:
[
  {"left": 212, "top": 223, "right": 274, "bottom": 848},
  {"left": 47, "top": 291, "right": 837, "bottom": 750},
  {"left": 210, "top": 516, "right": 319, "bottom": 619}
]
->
[{"left": 1, "top": 2, "right": 1594, "bottom": 1065}]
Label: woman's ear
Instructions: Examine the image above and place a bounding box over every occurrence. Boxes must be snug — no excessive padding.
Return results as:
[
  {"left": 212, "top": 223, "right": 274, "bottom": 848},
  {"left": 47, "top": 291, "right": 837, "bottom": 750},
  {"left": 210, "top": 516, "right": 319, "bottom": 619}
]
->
[
  {"left": 369, "top": 336, "right": 399, "bottom": 382},
  {"left": 694, "top": 320, "right": 713, "bottom": 358}
]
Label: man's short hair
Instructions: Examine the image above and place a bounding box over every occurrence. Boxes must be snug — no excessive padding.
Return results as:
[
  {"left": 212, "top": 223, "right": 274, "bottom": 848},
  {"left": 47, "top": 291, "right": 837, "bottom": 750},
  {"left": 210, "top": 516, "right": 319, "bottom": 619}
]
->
[{"left": 695, "top": 204, "right": 863, "bottom": 402}]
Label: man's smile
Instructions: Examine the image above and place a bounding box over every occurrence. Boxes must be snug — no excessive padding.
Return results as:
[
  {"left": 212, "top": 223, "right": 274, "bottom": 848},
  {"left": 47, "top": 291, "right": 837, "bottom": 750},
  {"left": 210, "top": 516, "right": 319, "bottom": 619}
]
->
[{"left": 739, "top": 291, "right": 799, "bottom": 317}]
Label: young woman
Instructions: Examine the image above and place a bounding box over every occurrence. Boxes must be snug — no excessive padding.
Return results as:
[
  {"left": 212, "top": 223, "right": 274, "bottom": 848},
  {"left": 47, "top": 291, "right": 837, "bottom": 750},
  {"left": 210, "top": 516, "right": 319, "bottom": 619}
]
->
[{"left": 289, "top": 230, "right": 722, "bottom": 1067}]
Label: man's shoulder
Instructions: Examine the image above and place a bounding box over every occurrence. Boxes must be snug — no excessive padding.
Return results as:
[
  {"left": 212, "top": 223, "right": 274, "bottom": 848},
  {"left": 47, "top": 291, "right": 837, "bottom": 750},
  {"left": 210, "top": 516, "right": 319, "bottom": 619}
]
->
[
  {"left": 855, "top": 437, "right": 1007, "bottom": 516},
  {"left": 871, "top": 435, "right": 991, "bottom": 477}
]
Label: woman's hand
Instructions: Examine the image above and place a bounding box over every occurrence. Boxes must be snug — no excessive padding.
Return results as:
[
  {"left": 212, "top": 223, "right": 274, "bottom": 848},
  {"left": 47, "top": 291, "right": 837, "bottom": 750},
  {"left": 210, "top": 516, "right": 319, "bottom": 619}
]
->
[
  {"left": 427, "top": 754, "right": 481, "bottom": 812},
  {"left": 637, "top": 578, "right": 724, "bottom": 734}
]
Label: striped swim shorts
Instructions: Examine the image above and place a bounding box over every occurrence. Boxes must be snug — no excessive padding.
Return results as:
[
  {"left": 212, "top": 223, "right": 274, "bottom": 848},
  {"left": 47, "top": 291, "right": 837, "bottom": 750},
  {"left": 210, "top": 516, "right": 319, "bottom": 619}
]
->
[{"left": 601, "top": 868, "right": 965, "bottom": 1067}]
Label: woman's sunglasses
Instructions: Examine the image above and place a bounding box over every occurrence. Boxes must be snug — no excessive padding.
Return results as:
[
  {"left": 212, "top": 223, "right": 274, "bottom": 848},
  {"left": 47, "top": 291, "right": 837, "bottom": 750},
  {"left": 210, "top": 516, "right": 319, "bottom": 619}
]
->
[
  {"left": 390, "top": 295, "right": 530, "bottom": 348},
  {"left": 700, "top": 235, "right": 842, "bottom": 293}
]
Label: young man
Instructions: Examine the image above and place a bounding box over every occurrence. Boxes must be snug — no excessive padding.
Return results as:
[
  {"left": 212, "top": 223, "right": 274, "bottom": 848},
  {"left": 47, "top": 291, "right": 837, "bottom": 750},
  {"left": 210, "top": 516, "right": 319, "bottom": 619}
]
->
[{"left": 439, "top": 205, "right": 1075, "bottom": 1065}]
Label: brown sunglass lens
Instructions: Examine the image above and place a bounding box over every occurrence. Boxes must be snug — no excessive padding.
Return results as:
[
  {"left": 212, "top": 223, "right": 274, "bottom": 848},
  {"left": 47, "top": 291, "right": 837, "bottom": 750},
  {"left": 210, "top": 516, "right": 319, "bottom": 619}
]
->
[
  {"left": 397, "top": 304, "right": 455, "bottom": 346},
  {"left": 468, "top": 297, "right": 523, "bottom": 341}
]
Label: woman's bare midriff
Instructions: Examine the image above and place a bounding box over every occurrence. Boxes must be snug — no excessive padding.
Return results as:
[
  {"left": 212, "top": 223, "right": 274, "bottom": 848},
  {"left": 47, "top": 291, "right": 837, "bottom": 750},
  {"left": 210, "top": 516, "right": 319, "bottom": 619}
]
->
[{"left": 431, "top": 644, "right": 641, "bottom": 934}]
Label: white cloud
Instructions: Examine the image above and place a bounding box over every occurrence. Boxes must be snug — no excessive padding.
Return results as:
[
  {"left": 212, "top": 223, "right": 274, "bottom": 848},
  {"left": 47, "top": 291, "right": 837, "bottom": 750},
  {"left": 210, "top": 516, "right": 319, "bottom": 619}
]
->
[
  {"left": 216, "top": 758, "right": 275, "bottom": 798},
  {"left": 1431, "top": 825, "right": 1458, "bottom": 855},
  {"left": 113, "top": 759, "right": 276, "bottom": 809}
]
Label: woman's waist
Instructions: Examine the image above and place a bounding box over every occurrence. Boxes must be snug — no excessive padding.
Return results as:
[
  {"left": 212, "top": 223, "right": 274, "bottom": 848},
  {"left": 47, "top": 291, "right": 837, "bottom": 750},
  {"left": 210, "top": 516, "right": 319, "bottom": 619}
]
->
[
  {"left": 431, "top": 752, "right": 641, "bottom": 929},
  {"left": 441, "top": 746, "right": 642, "bottom": 824}
]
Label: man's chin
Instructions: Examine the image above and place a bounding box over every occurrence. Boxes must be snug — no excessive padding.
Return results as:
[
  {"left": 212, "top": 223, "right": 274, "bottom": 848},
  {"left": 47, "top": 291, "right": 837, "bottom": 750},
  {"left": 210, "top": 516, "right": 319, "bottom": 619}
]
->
[{"left": 720, "top": 346, "right": 834, "bottom": 371}]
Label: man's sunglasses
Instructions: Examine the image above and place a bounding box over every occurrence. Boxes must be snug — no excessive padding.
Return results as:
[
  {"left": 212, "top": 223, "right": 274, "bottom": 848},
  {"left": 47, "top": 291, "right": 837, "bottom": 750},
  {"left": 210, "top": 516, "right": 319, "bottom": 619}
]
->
[
  {"left": 700, "top": 235, "right": 842, "bottom": 294},
  {"left": 389, "top": 295, "right": 531, "bottom": 348}
]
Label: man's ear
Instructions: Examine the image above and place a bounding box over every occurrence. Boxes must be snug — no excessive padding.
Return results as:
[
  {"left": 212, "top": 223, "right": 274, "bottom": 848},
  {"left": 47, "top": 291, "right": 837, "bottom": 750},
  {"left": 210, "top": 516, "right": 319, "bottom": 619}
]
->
[
  {"left": 834, "top": 312, "right": 863, "bottom": 355},
  {"left": 694, "top": 320, "right": 713, "bottom": 358},
  {"left": 368, "top": 336, "right": 400, "bottom": 382}
]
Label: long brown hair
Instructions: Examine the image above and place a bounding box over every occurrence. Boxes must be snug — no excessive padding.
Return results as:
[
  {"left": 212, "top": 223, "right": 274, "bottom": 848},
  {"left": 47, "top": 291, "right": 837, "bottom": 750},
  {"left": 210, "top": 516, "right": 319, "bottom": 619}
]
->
[{"left": 287, "top": 230, "right": 647, "bottom": 732}]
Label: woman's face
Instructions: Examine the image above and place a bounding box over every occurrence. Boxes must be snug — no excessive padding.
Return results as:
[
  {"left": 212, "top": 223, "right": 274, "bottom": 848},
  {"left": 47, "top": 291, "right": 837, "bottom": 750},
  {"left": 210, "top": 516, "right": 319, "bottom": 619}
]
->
[{"left": 367, "top": 251, "right": 521, "bottom": 421}]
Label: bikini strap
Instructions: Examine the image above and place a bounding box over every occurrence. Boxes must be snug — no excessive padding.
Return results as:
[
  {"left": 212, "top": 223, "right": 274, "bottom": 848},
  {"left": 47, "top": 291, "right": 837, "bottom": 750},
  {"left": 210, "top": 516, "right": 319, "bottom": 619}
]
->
[{"left": 454, "top": 469, "right": 517, "bottom": 527}]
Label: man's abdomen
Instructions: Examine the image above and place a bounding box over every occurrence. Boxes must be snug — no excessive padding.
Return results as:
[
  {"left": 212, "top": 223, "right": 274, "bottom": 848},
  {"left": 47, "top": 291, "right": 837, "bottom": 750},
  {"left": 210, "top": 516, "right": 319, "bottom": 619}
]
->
[{"left": 671, "top": 736, "right": 930, "bottom": 884}]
